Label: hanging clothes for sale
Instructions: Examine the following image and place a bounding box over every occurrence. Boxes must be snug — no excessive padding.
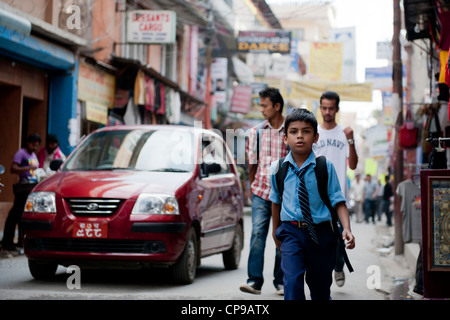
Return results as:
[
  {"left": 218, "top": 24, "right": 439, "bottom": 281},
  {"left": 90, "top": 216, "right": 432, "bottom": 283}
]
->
[
  {"left": 123, "top": 97, "right": 141, "bottom": 125},
  {"left": 156, "top": 82, "right": 166, "bottom": 115},
  {"left": 439, "top": 10, "right": 450, "bottom": 51},
  {"left": 144, "top": 74, "right": 155, "bottom": 112},
  {"left": 134, "top": 69, "right": 146, "bottom": 106},
  {"left": 171, "top": 91, "right": 181, "bottom": 124},
  {"left": 396, "top": 178, "right": 422, "bottom": 243}
]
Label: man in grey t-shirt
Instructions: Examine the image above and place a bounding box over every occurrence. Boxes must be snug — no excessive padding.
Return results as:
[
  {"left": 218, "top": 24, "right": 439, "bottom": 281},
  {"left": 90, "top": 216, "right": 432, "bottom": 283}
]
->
[{"left": 362, "top": 174, "right": 378, "bottom": 224}]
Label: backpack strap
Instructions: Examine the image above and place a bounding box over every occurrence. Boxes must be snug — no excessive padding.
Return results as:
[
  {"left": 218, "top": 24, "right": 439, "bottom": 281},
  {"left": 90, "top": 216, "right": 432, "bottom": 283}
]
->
[
  {"left": 275, "top": 157, "right": 288, "bottom": 203},
  {"left": 314, "top": 156, "right": 354, "bottom": 273},
  {"left": 255, "top": 121, "right": 266, "bottom": 163}
]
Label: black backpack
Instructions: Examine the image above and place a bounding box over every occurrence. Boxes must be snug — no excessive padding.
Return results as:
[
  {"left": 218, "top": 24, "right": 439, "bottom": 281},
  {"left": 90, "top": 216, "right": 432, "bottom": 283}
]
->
[{"left": 275, "top": 155, "right": 354, "bottom": 272}]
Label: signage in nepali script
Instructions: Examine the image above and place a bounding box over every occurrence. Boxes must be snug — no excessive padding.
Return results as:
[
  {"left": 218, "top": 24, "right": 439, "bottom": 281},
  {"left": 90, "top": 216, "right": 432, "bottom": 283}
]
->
[
  {"left": 127, "top": 10, "right": 176, "bottom": 44},
  {"left": 237, "top": 30, "right": 291, "bottom": 54}
]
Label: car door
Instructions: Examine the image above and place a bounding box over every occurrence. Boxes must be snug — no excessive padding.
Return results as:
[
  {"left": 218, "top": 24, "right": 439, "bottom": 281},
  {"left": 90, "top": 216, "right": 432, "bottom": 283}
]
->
[{"left": 195, "top": 133, "right": 233, "bottom": 254}]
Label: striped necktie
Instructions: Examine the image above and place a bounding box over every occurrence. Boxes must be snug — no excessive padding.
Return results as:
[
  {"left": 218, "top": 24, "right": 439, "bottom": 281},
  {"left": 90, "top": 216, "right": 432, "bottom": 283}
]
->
[{"left": 290, "top": 163, "right": 319, "bottom": 245}]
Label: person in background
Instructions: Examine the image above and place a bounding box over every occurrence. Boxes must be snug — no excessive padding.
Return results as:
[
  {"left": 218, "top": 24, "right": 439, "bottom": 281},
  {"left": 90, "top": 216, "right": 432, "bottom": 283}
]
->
[
  {"left": 0, "top": 134, "right": 41, "bottom": 255},
  {"left": 376, "top": 179, "right": 384, "bottom": 222},
  {"left": 383, "top": 175, "right": 394, "bottom": 227},
  {"left": 313, "top": 91, "right": 358, "bottom": 288},
  {"left": 37, "top": 134, "right": 66, "bottom": 172},
  {"left": 239, "top": 87, "right": 287, "bottom": 296},
  {"left": 350, "top": 173, "right": 365, "bottom": 223},
  {"left": 362, "top": 174, "right": 379, "bottom": 224}
]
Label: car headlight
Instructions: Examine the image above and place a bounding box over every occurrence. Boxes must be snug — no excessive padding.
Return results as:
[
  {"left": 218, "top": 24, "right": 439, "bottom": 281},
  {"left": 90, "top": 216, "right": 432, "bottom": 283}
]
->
[
  {"left": 25, "top": 192, "right": 56, "bottom": 213},
  {"left": 132, "top": 194, "right": 179, "bottom": 215}
]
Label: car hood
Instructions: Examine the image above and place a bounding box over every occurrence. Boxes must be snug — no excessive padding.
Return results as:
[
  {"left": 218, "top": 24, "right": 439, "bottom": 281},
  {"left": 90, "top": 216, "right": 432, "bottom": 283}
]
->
[{"left": 34, "top": 170, "right": 193, "bottom": 199}]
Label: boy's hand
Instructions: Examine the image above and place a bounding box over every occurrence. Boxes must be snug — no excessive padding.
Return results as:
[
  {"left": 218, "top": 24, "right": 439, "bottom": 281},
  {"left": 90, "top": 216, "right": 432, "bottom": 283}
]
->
[
  {"left": 342, "top": 229, "right": 355, "bottom": 249},
  {"left": 272, "top": 230, "right": 281, "bottom": 252}
]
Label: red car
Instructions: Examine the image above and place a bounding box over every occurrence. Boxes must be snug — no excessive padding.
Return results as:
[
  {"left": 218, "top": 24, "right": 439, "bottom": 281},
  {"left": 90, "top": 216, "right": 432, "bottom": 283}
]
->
[{"left": 22, "top": 125, "right": 244, "bottom": 284}]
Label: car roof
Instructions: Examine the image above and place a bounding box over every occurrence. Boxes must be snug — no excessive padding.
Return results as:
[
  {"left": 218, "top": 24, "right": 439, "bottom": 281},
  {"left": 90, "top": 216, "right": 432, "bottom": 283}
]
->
[{"left": 94, "top": 125, "right": 223, "bottom": 139}]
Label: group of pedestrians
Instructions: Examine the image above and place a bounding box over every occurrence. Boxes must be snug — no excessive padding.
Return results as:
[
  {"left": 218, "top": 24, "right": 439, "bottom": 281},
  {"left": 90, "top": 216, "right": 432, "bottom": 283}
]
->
[
  {"left": 350, "top": 172, "right": 393, "bottom": 226},
  {"left": 0, "top": 134, "right": 65, "bottom": 258},
  {"left": 239, "top": 88, "right": 356, "bottom": 300}
]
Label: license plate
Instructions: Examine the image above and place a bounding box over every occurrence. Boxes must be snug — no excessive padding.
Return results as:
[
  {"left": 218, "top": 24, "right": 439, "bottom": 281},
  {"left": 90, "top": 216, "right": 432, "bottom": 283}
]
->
[{"left": 73, "top": 222, "right": 107, "bottom": 239}]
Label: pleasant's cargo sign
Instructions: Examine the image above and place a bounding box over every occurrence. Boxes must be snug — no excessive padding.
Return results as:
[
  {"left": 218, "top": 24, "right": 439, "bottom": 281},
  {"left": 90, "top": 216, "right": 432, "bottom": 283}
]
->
[
  {"left": 237, "top": 30, "right": 291, "bottom": 54},
  {"left": 127, "top": 10, "right": 176, "bottom": 44}
]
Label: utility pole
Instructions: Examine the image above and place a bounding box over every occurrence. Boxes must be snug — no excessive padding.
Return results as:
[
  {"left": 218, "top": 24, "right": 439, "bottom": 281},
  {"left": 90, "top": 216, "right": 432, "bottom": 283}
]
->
[
  {"left": 393, "top": 0, "right": 404, "bottom": 255},
  {"left": 204, "top": 0, "right": 215, "bottom": 130}
]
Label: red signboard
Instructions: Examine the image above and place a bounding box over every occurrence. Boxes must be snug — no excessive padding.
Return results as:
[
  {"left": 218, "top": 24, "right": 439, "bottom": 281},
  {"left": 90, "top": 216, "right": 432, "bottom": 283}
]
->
[{"left": 230, "top": 86, "right": 252, "bottom": 114}]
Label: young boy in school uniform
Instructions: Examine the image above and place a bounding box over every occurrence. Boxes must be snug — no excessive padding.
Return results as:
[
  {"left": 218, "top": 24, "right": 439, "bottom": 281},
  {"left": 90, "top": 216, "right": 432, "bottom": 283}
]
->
[{"left": 269, "top": 108, "right": 355, "bottom": 300}]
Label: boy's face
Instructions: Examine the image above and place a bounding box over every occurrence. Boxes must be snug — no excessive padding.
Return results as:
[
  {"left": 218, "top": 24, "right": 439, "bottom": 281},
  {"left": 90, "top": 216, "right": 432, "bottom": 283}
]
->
[
  {"left": 319, "top": 98, "right": 338, "bottom": 123},
  {"left": 284, "top": 120, "right": 318, "bottom": 156}
]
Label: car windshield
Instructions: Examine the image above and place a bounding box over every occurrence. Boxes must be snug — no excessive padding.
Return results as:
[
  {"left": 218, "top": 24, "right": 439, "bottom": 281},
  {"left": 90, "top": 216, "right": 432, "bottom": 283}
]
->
[{"left": 63, "top": 129, "right": 196, "bottom": 172}]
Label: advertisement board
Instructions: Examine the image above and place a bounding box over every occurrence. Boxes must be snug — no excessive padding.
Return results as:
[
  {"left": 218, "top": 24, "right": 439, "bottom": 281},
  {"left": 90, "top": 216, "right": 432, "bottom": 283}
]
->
[
  {"left": 127, "top": 10, "right": 176, "bottom": 44},
  {"left": 237, "top": 30, "right": 291, "bottom": 54}
]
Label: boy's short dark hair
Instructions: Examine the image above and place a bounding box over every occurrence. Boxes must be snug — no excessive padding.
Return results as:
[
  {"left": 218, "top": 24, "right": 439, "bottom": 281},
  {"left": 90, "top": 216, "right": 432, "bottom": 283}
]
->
[
  {"left": 284, "top": 108, "right": 318, "bottom": 136},
  {"left": 259, "top": 87, "right": 284, "bottom": 113},
  {"left": 27, "top": 133, "right": 41, "bottom": 143},
  {"left": 320, "top": 91, "right": 340, "bottom": 109}
]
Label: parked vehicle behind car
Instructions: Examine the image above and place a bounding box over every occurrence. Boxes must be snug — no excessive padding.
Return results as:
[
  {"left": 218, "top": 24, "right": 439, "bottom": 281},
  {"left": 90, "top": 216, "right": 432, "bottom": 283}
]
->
[{"left": 22, "top": 125, "right": 244, "bottom": 284}]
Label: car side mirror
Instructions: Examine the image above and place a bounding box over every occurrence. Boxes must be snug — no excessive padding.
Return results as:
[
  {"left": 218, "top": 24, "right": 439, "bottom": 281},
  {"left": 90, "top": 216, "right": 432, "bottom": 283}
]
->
[
  {"left": 201, "top": 162, "right": 221, "bottom": 177},
  {"left": 50, "top": 159, "right": 63, "bottom": 171}
]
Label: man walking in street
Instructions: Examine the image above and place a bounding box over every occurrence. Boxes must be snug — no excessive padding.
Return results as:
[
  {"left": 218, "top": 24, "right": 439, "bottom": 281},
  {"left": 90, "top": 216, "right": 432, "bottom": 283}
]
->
[
  {"left": 313, "top": 91, "right": 358, "bottom": 288},
  {"left": 239, "top": 87, "right": 288, "bottom": 295},
  {"left": 383, "top": 175, "right": 394, "bottom": 226},
  {"left": 363, "top": 174, "right": 379, "bottom": 224},
  {"left": 350, "top": 173, "right": 365, "bottom": 223}
]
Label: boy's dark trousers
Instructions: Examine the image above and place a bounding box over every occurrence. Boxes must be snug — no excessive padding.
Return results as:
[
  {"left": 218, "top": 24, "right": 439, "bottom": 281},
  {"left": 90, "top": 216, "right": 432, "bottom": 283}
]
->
[{"left": 276, "top": 221, "right": 337, "bottom": 300}]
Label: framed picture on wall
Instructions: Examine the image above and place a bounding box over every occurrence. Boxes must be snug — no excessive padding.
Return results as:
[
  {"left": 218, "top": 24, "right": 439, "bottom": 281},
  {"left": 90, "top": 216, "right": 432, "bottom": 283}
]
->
[{"left": 427, "top": 176, "right": 450, "bottom": 271}]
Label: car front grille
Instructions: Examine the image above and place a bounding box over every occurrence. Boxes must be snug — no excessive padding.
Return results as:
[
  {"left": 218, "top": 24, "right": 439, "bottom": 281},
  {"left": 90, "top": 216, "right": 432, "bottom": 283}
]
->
[
  {"left": 67, "top": 198, "right": 123, "bottom": 216},
  {"left": 26, "top": 238, "right": 166, "bottom": 254}
]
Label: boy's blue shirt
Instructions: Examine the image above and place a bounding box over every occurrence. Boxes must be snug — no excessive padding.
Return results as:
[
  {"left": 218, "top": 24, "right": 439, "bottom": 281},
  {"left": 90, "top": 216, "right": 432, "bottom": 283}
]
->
[{"left": 269, "top": 150, "right": 346, "bottom": 223}]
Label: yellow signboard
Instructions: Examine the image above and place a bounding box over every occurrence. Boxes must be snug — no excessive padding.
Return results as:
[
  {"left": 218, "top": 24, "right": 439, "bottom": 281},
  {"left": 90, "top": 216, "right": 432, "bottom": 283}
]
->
[
  {"left": 78, "top": 61, "right": 116, "bottom": 109},
  {"left": 310, "top": 42, "right": 343, "bottom": 81},
  {"left": 86, "top": 101, "right": 108, "bottom": 125}
]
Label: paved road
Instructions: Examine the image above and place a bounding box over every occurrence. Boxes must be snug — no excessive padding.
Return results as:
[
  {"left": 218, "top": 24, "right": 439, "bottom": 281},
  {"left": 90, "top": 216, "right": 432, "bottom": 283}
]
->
[{"left": 0, "top": 214, "right": 389, "bottom": 300}]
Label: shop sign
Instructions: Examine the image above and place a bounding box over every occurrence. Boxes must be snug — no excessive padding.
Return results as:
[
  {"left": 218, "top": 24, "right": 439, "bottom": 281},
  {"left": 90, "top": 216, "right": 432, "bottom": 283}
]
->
[
  {"left": 237, "top": 30, "right": 291, "bottom": 54},
  {"left": 86, "top": 101, "right": 108, "bottom": 125},
  {"left": 78, "top": 61, "right": 115, "bottom": 108},
  {"left": 230, "top": 86, "right": 252, "bottom": 114},
  {"left": 127, "top": 10, "right": 176, "bottom": 44}
]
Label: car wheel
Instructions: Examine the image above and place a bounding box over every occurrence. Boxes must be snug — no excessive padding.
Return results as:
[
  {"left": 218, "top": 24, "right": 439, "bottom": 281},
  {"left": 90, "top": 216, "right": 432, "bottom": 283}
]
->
[
  {"left": 222, "top": 223, "right": 243, "bottom": 270},
  {"left": 171, "top": 228, "right": 197, "bottom": 284},
  {"left": 28, "top": 259, "right": 58, "bottom": 280}
]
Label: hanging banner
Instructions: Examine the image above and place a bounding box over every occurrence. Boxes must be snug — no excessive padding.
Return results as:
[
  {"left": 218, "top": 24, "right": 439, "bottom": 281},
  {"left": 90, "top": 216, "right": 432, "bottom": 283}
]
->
[
  {"left": 237, "top": 30, "right": 291, "bottom": 54},
  {"left": 283, "top": 80, "right": 373, "bottom": 102},
  {"left": 127, "top": 10, "right": 176, "bottom": 44},
  {"left": 309, "top": 42, "right": 343, "bottom": 81},
  {"left": 330, "top": 27, "right": 356, "bottom": 82}
]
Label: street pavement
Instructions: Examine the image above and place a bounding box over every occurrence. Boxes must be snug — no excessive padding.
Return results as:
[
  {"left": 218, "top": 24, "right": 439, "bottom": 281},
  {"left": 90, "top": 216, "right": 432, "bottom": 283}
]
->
[{"left": 0, "top": 209, "right": 417, "bottom": 300}]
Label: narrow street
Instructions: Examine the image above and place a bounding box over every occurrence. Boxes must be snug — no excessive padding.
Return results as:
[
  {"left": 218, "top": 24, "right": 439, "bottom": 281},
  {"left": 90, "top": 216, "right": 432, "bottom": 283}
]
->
[{"left": 0, "top": 212, "right": 412, "bottom": 300}]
